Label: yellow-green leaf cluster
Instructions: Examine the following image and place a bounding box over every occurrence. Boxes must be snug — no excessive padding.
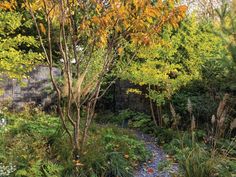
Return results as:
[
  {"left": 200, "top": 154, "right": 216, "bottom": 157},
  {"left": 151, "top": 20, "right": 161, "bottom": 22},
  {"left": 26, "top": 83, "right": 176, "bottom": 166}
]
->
[
  {"left": 119, "top": 16, "right": 227, "bottom": 104},
  {"left": 0, "top": 10, "right": 43, "bottom": 79}
]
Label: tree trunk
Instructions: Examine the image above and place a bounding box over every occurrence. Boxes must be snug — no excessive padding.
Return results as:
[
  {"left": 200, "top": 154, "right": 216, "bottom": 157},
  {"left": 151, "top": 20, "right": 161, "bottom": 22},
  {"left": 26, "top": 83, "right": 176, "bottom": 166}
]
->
[
  {"left": 74, "top": 107, "right": 81, "bottom": 160},
  {"left": 150, "top": 99, "right": 158, "bottom": 127}
]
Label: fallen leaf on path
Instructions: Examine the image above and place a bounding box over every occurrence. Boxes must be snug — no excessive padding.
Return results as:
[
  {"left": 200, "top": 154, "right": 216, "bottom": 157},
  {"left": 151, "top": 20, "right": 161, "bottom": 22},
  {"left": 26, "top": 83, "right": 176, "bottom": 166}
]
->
[{"left": 147, "top": 168, "right": 154, "bottom": 174}]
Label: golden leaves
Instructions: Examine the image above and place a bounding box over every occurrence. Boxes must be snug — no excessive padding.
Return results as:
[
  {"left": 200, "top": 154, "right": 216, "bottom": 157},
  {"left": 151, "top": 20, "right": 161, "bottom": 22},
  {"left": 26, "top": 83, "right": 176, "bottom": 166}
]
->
[
  {"left": 169, "top": 5, "right": 188, "bottom": 28},
  {"left": 24, "top": 0, "right": 43, "bottom": 12},
  {"left": 72, "top": 160, "right": 84, "bottom": 167},
  {"left": 130, "top": 33, "right": 151, "bottom": 46},
  {"left": 175, "top": 5, "right": 188, "bottom": 19},
  {"left": 126, "top": 88, "right": 142, "bottom": 95},
  {"left": 78, "top": 0, "right": 188, "bottom": 47},
  {"left": 117, "top": 47, "right": 123, "bottom": 55},
  {"left": 92, "top": 16, "right": 100, "bottom": 24},
  {"left": 39, "top": 23, "right": 46, "bottom": 35},
  {"left": 24, "top": 0, "right": 60, "bottom": 22},
  {"left": 0, "top": 2, "right": 11, "bottom": 10},
  {"left": 0, "top": 0, "right": 16, "bottom": 10},
  {"left": 178, "top": 5, "right": 188, "bottom": 13},
  {"left": 145, "top": 7, "right": 160, "bottom": 19},
  {"left": 25, "top": 0, "right": 188, "bottom": 47}
]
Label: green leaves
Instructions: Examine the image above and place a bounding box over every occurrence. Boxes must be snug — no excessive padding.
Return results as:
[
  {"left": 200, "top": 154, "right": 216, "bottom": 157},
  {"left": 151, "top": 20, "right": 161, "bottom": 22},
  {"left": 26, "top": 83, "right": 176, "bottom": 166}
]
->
[
  {"left": 119, "top": 16, "right": 228, "bottom": 105},
  {"left": 0, "top": 10, "right": 21, "bottom": 36},
  {"left": 0, "top": 10, "right": 42, "bottom": 79}
]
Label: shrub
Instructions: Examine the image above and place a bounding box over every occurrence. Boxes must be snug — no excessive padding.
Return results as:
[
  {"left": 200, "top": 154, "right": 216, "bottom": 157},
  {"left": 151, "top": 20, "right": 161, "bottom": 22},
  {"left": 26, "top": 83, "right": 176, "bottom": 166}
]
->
[
  {"left": 96, "top": 109, "right": 137, "bottom": 126},
  {"left": 128, "top": 112, "right": 155, "bottom": 133},
  {"left": 0, "top": 109, "right": 149, "bottom": 177},
  {"left": 161, "top": 130, "right": 235, "bottom": 177},
  {"left": 15, "top": 161, "right": 63, "bottom": 177},
  {"left": 96, "top": 109, "right": 155, "bottom": 132},
  {"left": 176, "top": 145, "right": 233, "bottom": 177},
  {"left": 153, "top": 127, "right": 178, "bottom": 145},
  {"left": 78, "top": 125, "right": 150, "bottom": 177},
  {"left": 0, "top": 110, "right": 65, "bottom": 177}
]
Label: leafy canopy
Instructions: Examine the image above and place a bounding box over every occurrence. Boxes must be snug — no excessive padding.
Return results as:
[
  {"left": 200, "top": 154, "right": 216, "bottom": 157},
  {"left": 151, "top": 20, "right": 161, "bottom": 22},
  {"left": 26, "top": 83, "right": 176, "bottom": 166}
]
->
[
  {"left": 120, "top": 16, "right": 227, "bottom": 105},
  {"left": 0, "top": 9, "right": 42, "bottom": 79}
]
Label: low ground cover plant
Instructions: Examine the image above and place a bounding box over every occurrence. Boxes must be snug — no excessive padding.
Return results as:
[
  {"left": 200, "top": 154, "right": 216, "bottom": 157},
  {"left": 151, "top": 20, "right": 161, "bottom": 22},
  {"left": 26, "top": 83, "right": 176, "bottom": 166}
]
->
[{"left": 0, "top": 109, "right": 149, "bottom": 177}]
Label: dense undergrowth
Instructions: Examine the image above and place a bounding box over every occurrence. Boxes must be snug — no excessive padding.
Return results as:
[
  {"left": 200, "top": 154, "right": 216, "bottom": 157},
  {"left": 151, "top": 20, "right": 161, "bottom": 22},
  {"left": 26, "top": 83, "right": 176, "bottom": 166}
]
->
[
  {"left": 0, "top": 108, "right": 149, "bottom": 177},
  {"left": 96, "top": 109, "right": 236, "bottom": 177},
  {"left": 0, "top": 107, "right": 235, "bottom": 177},
  {"left": 0, "top": 1, "right": 236, "bottom": 176}
]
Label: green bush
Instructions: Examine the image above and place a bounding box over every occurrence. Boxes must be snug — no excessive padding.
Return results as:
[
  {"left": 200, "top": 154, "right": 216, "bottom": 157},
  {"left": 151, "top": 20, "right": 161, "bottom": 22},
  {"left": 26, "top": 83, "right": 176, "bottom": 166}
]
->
[
  {"left": 160, "top": 129, "right": 235, "bottom": 177},
  {"left": 157, "top": 160, "right": 174, "bottom": 174},
  {"left": 216, "top": 138, "right": 236, "bottom": 156},
  {"left": 79, "top": 125, "right": 150, "bottom": 177},
  {"left": 128, "top": 112, "right": 155, "bottom": 133},
  {"left": 15, "top": 161, "right": 63, "bottom": 177},
  {"left": 0, "top": 109, "right": 149, "bottom": 177},
  {"left": 153, "top": 127, "right": 178, "bottom": 145},
  {"left": 176, "top": 145, "right": 232, "bottom": 177},
  {"left": 0, "top": 110, "right": 63, "bottom": 177},
  {"left": 96, "top": 109, "right": 155, "bottom": 133},
  {"left": 96, "top": 109, "right": 137, "bottom": 125}
]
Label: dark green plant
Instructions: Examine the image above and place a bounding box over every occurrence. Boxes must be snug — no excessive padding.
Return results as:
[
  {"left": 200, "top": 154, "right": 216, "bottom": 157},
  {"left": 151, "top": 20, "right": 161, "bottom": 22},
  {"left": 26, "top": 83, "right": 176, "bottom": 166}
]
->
[
  {"left": 78, "top": 125, "right": 150, "bottom": 177},
  {"left": 154, "top": 127, "right": 178, "bottom": 145},
  {"left": 160, "top": 128, "right": 235, "bottom": 177},
  {"left": 157, "top": 160, "right": 174, "bottom": 174},
  {"left": 176, "top": 144, "right": 233, "bottom": 177},
  {"left": 0, "top": 109, "right": 150, "bottom": 177},
  {"left": 128, "top": 112, "right": 155, "bottom": 133}
]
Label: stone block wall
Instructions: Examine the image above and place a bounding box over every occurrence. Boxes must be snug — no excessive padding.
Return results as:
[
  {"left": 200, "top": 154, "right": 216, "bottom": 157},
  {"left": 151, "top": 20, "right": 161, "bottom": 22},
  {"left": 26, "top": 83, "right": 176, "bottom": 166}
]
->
[
  {"left": 0, "top": 66, "right": 60, "bottom": 110},
  {"left": 0, "top": 67, "right": 150, "bottom": 113},
  {"left": 115, "top": 80, "right": 150, "bottom": 113}
]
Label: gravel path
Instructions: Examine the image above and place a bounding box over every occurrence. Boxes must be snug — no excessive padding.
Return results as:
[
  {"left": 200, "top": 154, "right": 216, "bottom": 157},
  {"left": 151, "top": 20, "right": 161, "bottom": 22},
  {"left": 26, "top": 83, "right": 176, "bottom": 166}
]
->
[{"left": 133, "top": 132, "right": 178, "bottom": 177}]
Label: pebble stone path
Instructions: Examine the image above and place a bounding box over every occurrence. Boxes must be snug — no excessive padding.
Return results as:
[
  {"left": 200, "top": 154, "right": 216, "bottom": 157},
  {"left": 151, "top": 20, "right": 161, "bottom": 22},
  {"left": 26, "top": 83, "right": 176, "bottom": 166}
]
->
[{"left": 134, "top": 132, "right": 178, "bottom": 177}]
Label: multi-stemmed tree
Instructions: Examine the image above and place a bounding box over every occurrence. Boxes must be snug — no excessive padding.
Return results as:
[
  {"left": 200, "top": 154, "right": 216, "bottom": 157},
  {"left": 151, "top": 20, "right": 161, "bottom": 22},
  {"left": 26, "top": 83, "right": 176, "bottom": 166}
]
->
[{"left": 22, "top": 0, "right": 188, "bottom": 165}]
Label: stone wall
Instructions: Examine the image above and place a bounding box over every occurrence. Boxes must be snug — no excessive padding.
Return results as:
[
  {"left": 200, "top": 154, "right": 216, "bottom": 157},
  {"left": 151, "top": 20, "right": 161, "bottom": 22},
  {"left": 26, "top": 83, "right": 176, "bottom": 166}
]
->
[
  {"left": 0, "top": 66, "right": 60, "bottom": 110},
  {"left": 0, "top": 68, "right": 150, "bottom": 113},
  {"left": 114, "top": 80, "right": 150, "bottom": 113}
]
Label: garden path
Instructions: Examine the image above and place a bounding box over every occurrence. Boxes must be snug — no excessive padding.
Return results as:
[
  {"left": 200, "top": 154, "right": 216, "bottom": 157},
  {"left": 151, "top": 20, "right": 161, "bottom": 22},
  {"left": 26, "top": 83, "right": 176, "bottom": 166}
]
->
[{"left": 133, "top": 132, "right": 178, "bottom": 177}]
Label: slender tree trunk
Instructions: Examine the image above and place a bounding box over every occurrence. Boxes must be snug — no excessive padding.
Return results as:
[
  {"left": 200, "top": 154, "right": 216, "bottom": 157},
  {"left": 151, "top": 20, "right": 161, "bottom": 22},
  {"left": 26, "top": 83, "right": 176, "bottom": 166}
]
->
[
  {"left": 156, "top": 105, "right": 162, "bottom": 127},
  {"left": 80, "top": 86, "right": 100, "bottom": 152},
  {"left": 148, "top": 84, "right": 159, "bottom": 127},
  {"left": 73, "top": 106, "right": 81, "bottom": 160},
  {"left": 80, "top": 112, "right": 91, "bottom": 153},
  {"left": 150, "top": 98, "right": 158, "bottom": 127}
]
